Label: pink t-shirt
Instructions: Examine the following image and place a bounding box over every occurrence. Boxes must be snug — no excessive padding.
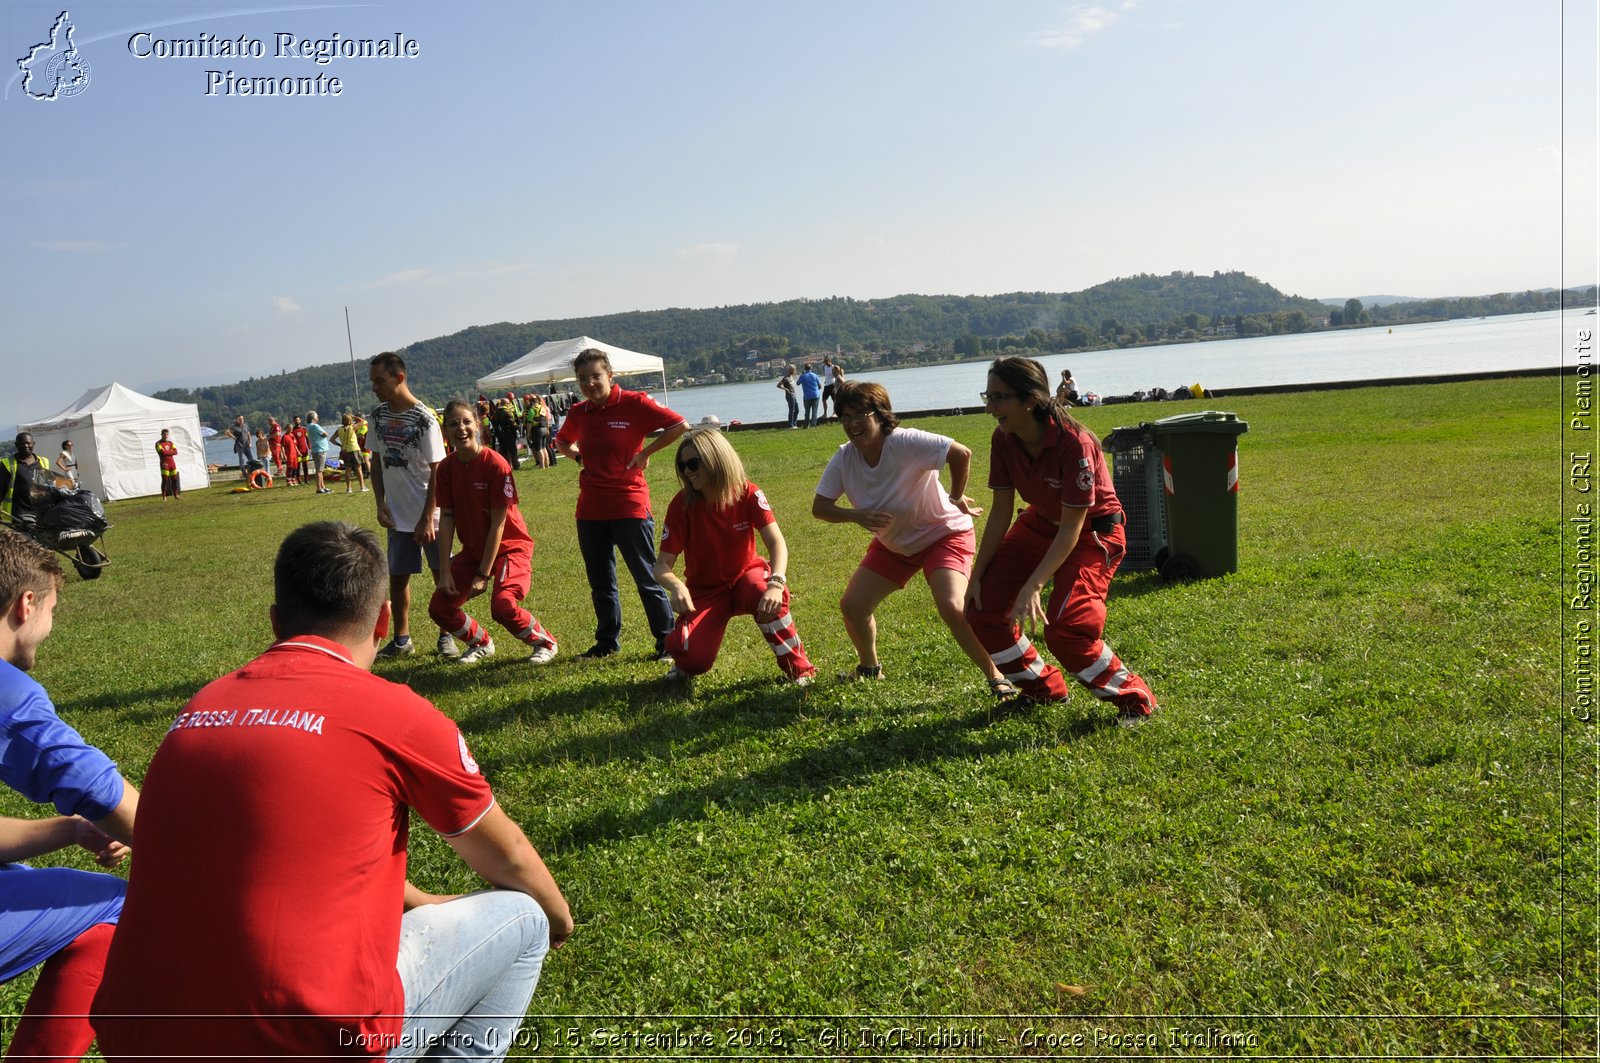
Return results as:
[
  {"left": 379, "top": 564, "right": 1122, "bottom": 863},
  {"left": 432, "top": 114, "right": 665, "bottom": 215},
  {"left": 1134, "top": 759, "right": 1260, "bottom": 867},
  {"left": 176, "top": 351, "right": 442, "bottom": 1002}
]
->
[{"left": 815, "top": 427, "right": 972, "bottom": 555}]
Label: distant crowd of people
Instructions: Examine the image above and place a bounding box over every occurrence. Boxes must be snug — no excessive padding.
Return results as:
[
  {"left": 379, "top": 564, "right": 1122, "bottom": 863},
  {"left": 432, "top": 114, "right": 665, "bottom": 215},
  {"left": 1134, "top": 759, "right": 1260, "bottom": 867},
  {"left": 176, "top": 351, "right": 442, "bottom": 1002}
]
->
[{"left": 0, "top": 348, "right": 1156, "bottom": 1059}]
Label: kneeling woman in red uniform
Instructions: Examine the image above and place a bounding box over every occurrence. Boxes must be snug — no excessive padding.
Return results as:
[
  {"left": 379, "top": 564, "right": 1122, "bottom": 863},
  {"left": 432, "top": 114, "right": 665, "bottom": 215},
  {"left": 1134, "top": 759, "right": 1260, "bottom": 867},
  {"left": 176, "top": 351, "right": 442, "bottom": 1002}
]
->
[
  {"left": 966, "top": 357, "right": 1158, "bottom": 726},
  {"left": 652, "top": 428, "right": 817, "bottom": 685},
  {"left": 428, "top": 400, "right": 558, "bottom": 665}
]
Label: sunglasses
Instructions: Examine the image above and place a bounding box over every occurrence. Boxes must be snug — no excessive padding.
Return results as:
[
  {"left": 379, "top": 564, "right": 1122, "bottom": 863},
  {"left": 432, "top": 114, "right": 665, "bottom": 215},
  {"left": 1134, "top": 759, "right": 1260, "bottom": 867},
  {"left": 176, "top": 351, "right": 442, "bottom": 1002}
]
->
[
  {"left": 979, "top": 391, "right": 1017, "bottom": 403},
  {"left": 677, "top": 456, "right": 702, "bottom": 473}
]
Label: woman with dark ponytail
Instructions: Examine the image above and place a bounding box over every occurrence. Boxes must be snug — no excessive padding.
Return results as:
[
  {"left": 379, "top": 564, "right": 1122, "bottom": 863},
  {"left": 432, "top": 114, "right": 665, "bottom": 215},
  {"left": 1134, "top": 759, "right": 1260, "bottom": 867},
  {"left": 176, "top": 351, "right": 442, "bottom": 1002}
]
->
[{"left": 965, "top": 357, "right": 1157, "bottom": 725}]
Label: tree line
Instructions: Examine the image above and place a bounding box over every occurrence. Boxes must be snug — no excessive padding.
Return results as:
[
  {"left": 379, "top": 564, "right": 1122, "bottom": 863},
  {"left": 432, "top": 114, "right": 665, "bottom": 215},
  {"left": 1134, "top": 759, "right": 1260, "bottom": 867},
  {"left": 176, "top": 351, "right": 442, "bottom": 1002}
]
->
[{"left": 153, "top": 271, "right": 1594, "bottom": 428}]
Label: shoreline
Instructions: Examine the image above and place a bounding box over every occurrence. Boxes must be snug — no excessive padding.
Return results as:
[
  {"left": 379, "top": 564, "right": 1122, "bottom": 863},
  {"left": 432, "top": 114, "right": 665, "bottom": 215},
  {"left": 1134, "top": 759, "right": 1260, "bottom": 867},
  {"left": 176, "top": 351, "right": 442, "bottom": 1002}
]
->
[
  {"left": 209, "top": 366, "right": 1563, "bottom": 467},
  {"left": 718, "top": 364, "right": 1566, "bottom": 432}
]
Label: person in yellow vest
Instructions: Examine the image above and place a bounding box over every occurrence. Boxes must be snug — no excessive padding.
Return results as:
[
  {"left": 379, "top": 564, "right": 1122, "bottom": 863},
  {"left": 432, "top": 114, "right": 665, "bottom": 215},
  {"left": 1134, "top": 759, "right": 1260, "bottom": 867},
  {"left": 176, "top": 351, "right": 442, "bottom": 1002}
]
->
[
  {"left": 336, "top": 414, "right": 367, "bottom": 495},
  {"left": 1, "top": 434, "right": 54, "bottom": 525}
]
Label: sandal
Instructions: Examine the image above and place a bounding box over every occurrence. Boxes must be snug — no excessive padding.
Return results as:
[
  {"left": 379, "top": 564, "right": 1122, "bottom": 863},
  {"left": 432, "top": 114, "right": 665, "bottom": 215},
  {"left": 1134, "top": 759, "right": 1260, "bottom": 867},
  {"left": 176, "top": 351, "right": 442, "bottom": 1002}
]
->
[
  {"left": 988, "top": 677, "right": 1020, "bottom": 700},
  {"left": 838, "top": 664, "right": 885, "bottom": 682}
]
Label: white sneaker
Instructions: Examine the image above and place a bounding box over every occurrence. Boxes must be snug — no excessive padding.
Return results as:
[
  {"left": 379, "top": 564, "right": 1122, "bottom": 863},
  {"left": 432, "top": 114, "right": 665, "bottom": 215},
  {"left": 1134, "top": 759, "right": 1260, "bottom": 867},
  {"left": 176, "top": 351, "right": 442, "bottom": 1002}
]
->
[
  {"left": 456, "top": 638, "right": 495, "bottom": 664},
  {"left": 436, "top": 634, "right": 460, "bottom": 658},
  {"left": 527, "top": 642, "right": 558, "bottom": 665}
]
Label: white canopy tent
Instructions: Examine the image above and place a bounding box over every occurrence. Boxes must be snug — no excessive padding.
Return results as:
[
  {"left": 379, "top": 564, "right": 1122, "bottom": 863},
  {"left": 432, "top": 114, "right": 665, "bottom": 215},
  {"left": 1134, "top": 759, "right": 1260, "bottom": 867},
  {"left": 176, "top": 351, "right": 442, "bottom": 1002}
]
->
[
  {"left": 20, "top": 383, "right": 210, "bottom": 501},
  {"left": 475, "top": 336, "right": 669, "bottom": 397}
]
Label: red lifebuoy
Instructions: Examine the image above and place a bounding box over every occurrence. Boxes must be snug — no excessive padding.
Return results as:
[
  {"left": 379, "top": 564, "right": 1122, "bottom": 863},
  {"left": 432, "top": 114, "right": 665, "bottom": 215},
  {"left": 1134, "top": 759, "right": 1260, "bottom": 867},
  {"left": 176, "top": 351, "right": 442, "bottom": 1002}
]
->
[{"left": 248, "top": 469, "right": 273, "bottom": 490}]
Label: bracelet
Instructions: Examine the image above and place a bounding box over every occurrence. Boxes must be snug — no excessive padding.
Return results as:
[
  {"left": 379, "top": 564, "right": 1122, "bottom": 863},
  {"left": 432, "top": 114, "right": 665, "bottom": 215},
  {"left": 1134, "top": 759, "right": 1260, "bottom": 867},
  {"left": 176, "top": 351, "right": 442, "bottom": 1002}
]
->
[
  {"left": 476, "top": 572, "right": 491, "bottom": 581},
  {"left": 766, "top": 573, "right": 786, "bottom": 586}
]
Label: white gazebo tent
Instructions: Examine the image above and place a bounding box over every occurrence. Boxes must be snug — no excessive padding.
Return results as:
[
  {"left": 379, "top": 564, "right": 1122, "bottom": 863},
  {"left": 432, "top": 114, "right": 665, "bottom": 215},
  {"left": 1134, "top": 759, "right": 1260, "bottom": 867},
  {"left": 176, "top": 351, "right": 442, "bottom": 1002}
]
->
[
  {"left": 475, "top": 336, "right": 668, "bottom": 397},
  {"left": 20, "top": 383, "right": 210, "bottom": 501}
]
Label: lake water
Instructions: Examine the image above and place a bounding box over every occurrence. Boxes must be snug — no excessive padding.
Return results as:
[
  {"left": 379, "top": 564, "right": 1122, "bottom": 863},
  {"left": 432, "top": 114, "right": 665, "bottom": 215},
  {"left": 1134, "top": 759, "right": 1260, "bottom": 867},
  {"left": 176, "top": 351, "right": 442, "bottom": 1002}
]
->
[{"left": 205, "top": 308, "right": 1582, "bottom": 464}]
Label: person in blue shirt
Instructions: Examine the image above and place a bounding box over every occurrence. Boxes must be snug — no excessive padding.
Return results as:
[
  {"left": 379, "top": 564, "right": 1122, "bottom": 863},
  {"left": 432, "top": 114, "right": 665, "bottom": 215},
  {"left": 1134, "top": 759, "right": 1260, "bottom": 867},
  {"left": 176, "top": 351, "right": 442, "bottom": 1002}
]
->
[
  {"left": 305, "top": 411, "right": 332, "bottom": 494},
  {"left": 0, "top": 526, "right": 140, "bottom": 1058},
  {"left": 797, "top": 363, "right": 823, "bottom": 428}
]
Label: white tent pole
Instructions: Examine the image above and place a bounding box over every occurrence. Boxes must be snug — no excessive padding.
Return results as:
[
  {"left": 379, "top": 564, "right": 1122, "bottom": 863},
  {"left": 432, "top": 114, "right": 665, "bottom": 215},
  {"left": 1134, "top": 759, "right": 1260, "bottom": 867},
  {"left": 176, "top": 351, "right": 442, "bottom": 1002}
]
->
[{"left": 344, "top": 307, "right": 360, "bottom": 413}]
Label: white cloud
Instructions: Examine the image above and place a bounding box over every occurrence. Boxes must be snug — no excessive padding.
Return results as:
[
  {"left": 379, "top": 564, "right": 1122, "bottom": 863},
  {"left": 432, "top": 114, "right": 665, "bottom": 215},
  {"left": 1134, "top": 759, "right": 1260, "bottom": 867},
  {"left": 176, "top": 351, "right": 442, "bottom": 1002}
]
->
[
  {"left": 33, "top": 239, "right": 119, "bottom": 253},
  {"left": 1033, "top": 2, "right": 1136, "bottom": 50},
  {"left": 272, "top": 295, "right": 301, "bottom": 315},
  {"left": 674, "top": 241, "right": 739, "bottom": 263}
]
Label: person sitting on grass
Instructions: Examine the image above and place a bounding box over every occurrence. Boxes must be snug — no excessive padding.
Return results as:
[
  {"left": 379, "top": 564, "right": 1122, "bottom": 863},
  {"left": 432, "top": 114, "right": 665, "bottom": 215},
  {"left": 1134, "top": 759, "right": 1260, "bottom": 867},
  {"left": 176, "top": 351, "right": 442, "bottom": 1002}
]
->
[
  {"left": 652, "top": 427, "right": 818, "bottom": 686},
  {"left": 0, "top": 527, "right": 139, "bottom": 1060},
  {"left": 91, "top": 521, "right": 571, "bottom": 1059},
  {"left": 428, "top": 400, "right": 559, "bottom": 666},
  {"left": 811, "top": 381, "right": 1014, "bottom": 698}
]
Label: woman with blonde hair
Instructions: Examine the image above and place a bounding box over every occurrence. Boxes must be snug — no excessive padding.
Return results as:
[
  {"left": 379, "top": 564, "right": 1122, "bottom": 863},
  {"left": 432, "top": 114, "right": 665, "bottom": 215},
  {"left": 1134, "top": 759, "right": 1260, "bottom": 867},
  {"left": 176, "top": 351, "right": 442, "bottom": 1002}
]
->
[{"left": 653, "top": 428, "right": 816, "bottom": 684}]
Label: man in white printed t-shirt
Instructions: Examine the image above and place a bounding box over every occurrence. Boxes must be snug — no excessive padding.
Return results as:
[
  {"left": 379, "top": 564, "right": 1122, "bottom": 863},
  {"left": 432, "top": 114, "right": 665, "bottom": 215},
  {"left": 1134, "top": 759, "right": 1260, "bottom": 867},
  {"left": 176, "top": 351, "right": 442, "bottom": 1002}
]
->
[{"left": 368, "top": 351, "right": 456, "bottom": 659}]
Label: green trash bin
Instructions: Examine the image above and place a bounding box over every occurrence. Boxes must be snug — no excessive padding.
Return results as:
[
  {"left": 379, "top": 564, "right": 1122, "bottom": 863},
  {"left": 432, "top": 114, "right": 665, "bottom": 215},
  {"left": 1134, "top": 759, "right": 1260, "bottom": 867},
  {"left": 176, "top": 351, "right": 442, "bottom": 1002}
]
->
[{"left": 1150, "top": 410, "right": 1248, "bottom": 580}]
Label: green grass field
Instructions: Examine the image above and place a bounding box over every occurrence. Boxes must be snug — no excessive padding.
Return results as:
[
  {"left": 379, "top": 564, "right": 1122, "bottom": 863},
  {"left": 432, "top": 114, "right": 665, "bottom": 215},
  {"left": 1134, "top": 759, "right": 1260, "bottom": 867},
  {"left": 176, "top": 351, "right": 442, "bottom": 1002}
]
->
[{"left": 2, "top": 376, "right": 1591, "bottom": 1057}]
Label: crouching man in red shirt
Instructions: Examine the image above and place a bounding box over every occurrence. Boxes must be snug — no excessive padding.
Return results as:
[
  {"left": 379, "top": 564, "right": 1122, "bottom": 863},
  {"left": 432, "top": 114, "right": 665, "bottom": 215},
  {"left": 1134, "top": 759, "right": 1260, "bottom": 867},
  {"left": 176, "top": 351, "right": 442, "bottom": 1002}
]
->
[{"left": 93, "top": 520, "right": 572, "bottom": 1061}]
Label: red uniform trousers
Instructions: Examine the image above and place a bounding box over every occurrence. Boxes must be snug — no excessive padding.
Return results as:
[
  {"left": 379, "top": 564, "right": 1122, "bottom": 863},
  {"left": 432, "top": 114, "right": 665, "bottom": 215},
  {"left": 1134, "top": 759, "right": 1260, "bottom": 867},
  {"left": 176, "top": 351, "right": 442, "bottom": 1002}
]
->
[
  {"left": 665, "top": 566, "right": 815, "bottom": 680},
  {"left": 966, "top": 508, "right": 1155, "bottom": 713},
  {"left": 428, "top": 546, "right": 555, "bottom": 650},
  {"left": 6, "top": 921, "right": 115, "bottom": 1060}
]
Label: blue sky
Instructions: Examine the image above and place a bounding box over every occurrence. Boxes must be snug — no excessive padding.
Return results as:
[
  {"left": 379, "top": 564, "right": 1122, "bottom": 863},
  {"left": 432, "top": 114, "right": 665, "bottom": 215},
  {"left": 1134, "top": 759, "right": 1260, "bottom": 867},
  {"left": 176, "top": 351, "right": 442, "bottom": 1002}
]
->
[{"left": 2, "top": 0, "right": 1594, "bottom": 426}]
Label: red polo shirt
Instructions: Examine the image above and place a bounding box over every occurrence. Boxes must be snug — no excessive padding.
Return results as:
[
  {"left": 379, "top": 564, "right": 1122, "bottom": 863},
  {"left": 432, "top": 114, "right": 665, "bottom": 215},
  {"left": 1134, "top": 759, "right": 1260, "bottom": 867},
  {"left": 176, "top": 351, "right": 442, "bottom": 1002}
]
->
[
  {"left": 988, "top": 419, "right": 1121, "bottom": 522},
  {"left": 94, "top": 636, "right": 494, "bottom": 1058},
  {"left": 660, "top": 482, "right": 774, "bottom": 594},
  {"left": 435, "top": 447, "right": 533, "bottom": 564},
  {"left": 555, "top": 387, "right": 685, "bottom": 521}
]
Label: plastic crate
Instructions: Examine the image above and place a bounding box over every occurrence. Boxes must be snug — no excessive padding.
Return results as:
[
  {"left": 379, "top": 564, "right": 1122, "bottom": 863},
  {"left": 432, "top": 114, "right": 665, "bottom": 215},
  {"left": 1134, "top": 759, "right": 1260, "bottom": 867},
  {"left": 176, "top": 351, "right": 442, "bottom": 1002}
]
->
[{"left": 1102, "top": 425, "right": 1167, "bottom": 571}]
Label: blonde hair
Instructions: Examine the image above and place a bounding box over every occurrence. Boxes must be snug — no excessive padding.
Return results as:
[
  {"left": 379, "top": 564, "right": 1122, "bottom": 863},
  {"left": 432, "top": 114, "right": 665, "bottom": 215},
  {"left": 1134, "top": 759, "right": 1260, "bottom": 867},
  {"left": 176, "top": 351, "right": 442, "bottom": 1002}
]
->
[{"left": 675, "top": 427, "right": 747, "bottom": 510}]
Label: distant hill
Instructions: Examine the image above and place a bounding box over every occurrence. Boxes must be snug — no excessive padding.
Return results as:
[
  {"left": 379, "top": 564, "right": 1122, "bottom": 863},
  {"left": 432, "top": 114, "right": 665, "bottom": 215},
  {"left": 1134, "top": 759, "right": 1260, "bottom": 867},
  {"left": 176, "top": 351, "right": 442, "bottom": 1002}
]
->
[{"left": 152, "top": 271, "right": 1588, "bottom": 428}]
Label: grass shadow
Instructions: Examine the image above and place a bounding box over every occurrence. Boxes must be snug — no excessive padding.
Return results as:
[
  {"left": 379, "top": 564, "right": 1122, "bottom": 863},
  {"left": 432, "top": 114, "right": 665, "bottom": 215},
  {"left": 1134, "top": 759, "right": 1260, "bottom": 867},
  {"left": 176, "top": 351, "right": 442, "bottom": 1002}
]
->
[{"left": 546, "top": 688, "right": 1124, "bottom": 852}]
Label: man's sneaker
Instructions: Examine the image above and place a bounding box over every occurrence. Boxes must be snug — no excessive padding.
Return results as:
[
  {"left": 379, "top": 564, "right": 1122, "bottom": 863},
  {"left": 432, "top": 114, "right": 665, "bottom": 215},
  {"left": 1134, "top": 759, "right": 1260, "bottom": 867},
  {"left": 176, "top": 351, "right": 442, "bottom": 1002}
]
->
[
  {"left": 793, "top": 669, "right": 817, "bottom": 688},
  {"left": 456, "top": 638, "right": 496, "bottom": 664},
  {"left": 576, "top": 644, "right": 617, "bottom": 660},
  {"left": 664, "top": 664, "right": 689, "bottom": 681},
  {"left": 436, "top": 634, "right": 460, "bottom": 658},
  {"left": 527, "top": 642, "right": 558, "bottom": 665},
  {"left": 838, "top": 663, "right": 885, "bottom": 682},
  {"left": 376, "top": 639, "right": 415, "bottom": 659}
]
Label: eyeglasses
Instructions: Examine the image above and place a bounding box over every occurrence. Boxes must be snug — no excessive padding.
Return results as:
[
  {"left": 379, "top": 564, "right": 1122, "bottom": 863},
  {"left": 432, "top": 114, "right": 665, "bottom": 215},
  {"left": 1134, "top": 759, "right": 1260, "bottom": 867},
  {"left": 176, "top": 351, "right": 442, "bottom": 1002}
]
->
[
  {"left": 677, "top": 456, "right": 702, "bottom": 473},
  {"left": 979, "top": 391, "right": 1017, "bottom": 403},
  {"left": 838, "top": 409, "right": 875, "bottom": 423}
]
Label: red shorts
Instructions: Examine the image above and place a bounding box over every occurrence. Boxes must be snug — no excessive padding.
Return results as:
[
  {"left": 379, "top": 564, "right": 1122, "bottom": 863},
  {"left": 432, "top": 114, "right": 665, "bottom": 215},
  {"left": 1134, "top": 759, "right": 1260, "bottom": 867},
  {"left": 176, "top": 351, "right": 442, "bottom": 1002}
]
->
[{"left": 860, "top": 528, "right": 975, "bottom": 588}]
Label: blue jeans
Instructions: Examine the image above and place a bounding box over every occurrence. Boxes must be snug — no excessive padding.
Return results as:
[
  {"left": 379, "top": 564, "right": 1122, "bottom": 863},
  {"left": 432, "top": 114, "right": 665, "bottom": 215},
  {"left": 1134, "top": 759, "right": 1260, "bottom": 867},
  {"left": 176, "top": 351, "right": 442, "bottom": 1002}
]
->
[
  {"left": 803, "top": 397, "right": 819, "bottom": 427},
  {"left": 389, "top": 891, "right": 550, "bottom": 1062},
  {"left": 576, "top": 517, "right": 674, "bottom": 652},
  {"left": 785, "top": 392, "right": 799, "bottom": 427}
]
